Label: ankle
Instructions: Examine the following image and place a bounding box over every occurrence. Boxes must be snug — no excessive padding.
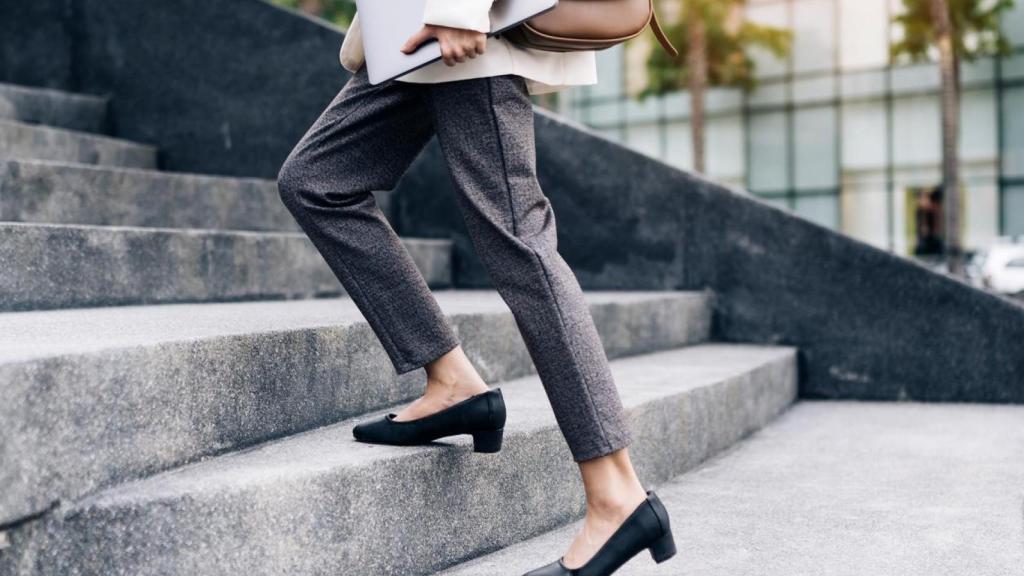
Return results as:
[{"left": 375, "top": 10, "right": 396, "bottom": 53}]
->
[{"left": 585, "top": 482, "right": 646, "bottom": 517}]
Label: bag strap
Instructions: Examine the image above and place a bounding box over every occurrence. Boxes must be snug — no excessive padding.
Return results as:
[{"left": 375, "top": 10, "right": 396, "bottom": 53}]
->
[{"left": 649, "top": 4, "right": 679, "bottom": 58}]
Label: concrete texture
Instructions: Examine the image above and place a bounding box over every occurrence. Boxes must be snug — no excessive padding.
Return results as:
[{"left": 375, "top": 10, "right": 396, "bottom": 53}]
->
[
  {"left": 0, "top": 344, "right": 797, "bottom": 575},
  {"left": 0, "top": 291, "right": 711, "bottom": 528},
  {"left": 2, "top": 0, "right": 1018, "bottom": 404},
  {"left": 85, "top": 0, "right": 351, "bottom": 178},
  {"left": 441, "top": 401, "right": 1024, "bottom": 576},
  {"left": 0, "top": 222, "right": 451, "bottom": 311},
  {"left": 0, "top": 83, "right": 108, "bottom": 133},
  {"left": 0, "top": 0, "right": 73, "bottom": 89},
  {"left": 1, "top": 159, "right": 299, "bottom": 231},
  {"left": 396, "top": 106, "right": 1024, "bottom": 404},
  {"left": 0, "top": 119, "right": 156, "bottom": 168}
]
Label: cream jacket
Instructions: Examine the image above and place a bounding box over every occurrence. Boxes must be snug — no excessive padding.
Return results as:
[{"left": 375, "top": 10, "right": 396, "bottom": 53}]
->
[{"left": 338, "top": 0, "right": 597, "bottom": 95}]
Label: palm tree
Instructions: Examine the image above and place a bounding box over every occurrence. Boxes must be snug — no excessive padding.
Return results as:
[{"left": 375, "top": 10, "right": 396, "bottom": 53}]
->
[
  {"left": 639, "top": 0, "right": 790, "bottom": 175},
  {"left": 891, "top": 0, "right": 1014, "bottom": 276}
]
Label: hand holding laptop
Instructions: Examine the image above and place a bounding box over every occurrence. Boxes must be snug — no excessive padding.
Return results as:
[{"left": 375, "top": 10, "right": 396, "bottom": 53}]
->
[
  {"left": 355, "top": 0, "right": 558, "bottom": 85},
  {"left": 401, "top": 24, "right": 488, "bottom": 67}
]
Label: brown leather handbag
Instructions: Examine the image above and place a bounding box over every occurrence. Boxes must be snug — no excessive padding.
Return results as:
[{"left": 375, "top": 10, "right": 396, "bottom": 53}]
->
[{"left": 501, "top": 0, "right": 679, "bottom": 57}]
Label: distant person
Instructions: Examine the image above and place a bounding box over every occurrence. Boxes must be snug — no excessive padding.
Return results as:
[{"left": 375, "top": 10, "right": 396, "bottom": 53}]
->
[
  {"left": 914, "top": 186, "right": 944, "bottom": 256},
  {"left": 276, "top": 1, "right": 675, "bottom": 575}
]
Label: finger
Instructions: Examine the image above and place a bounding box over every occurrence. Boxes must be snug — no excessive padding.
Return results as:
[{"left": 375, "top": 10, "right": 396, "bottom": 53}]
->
[
  {"left": 475, "top": 37, "right": 487, "bottom": 55},
  {"left": 401, "top": 27, "right": 433, "bottom": 53},
  {"left": 441, "top": 44, "right": 455, "bottom": 66},
  {"left": 453, "top": 47, "right": 466, "bottom": 63}
]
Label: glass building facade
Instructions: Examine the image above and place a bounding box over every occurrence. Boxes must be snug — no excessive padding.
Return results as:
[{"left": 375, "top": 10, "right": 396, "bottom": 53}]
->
[{"left": 555, "top": 0, "right": 1024, "bottom": 256}]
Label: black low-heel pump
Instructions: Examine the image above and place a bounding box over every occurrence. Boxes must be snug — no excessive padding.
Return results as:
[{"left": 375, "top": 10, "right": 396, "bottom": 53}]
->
[
  {"left": 351, "top": 388, "right": 506, "bottom": 453},
  {"left": 523, "top": 491, "right": 677, "bottom": 576}
]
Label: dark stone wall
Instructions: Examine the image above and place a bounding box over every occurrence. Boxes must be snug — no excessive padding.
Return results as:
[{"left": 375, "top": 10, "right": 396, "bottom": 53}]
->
[
  {"left": 71, "top": 0, "right": 351, "bottom": 178},
  {"left": 396, "top": 109, "right": 1024, "bottom": 403},
  {"left": 1, "top": 0, "right": 352, "bottom": 178},
  {"left": 0, "top": 0, "right": 75, "bottom": 89}
]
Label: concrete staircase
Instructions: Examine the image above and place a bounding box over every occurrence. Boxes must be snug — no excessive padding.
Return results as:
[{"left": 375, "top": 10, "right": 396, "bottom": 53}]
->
[{"left": 0, "top": 81, "right": 798, "bottom": 575}]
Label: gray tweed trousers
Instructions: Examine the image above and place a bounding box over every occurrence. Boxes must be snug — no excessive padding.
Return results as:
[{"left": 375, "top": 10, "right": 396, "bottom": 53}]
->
[{"left": 276, "top": 65, "right": 630, "bottom": 462}]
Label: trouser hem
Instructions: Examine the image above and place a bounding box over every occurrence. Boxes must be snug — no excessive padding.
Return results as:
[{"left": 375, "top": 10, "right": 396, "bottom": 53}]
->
[
  {"left": 391, "top": 330, "right": 462, "bottom": 375},
  {"left": 570, "top": 426, "right": 632, "bottom": 463}
]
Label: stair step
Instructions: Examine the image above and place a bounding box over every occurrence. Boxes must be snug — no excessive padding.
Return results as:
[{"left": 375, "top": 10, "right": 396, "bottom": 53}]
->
[
  {"left": 2, "top": 344, "right": 797, "bottom": 575},
  {"left": 0, "top": 290, "right": 712, "bottom": 528},
  {"left": 0, "top": 159, "right": 299, "bottom": 232},
  {"left": 439, "top": 401, "right": 1024, "bottom": 575},
  {"left": 0, "top": 221, "right": 451, "bottom": 311},
  {"left": 0, "top": 82, "right": 108, "bottom": 133},
  {"left": 0, "top": 119, "right": 156, "bottom": 168}
]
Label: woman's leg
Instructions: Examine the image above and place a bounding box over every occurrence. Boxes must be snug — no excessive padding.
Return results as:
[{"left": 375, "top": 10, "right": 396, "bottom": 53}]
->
[
  {"left": 423, "top": 73, "right": 647, "bottom": 565},
  {"left": 277, "top": 66, "right": 488, "bottom": 412}
]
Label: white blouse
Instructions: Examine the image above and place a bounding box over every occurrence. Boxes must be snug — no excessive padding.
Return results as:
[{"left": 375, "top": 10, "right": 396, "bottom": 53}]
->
[{"left": 338, "top": 0, "right": 598, "bottom": 95}]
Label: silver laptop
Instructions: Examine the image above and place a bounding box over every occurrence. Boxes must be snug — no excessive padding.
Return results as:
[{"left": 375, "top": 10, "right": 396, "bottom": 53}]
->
[{"left": 355, "top": 0, "right": 559, "bottom": 85}]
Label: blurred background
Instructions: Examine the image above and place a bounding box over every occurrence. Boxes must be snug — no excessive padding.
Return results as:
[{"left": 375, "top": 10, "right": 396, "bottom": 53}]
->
[{"left": 276, "top": 0, "right": 1024, "bottom": 300}]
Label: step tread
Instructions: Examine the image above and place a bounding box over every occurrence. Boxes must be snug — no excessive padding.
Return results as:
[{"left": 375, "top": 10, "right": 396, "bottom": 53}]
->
[
  {"left": 0, "top": 118, "right": 155, "bottom": 151},
  {"left": 0, "top": 221, "right": 452, "bottom": 311},
  {"left": 0, "top": 83, "right": 108, "bottom": 133},
  {"left": 4, "top": 157, "right": 275, "bottom": 185},
  {"left": 1, "top": 159, "right": 294, "bottom": 231},
  {"left": 0, "top": 291, "right": 706, "bottom": 363},
  {"left": 439, "top": 400, "right": 1024, "bottom": 575},
  {"left": 78, "top": 343, "right": 795, "bottom": 509},
  {"left": 0, "top": 82, "right": 108, "bottom": 106},
  {"left": 0, "top": 118, "right": 157, "bottom": 169}
]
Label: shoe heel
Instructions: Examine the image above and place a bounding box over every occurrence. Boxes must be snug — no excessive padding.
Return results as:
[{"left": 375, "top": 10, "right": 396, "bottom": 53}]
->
[
  {"left": 649, "top": 530, "right": 677, "bottom": 563},
  {"left": 472, "top": 428, "right": 504, "bottom": 453}
]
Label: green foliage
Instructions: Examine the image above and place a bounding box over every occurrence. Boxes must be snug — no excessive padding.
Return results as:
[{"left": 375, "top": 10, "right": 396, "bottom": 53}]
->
[
  {"left": 891, "top": 0, "right": 1015, "bottom": 63},
  {"left": 269, "top": 0, "right": 357, "bottom": 28},
  {"left": 639, "top": 0, "right": 791, "bottom": 99}
]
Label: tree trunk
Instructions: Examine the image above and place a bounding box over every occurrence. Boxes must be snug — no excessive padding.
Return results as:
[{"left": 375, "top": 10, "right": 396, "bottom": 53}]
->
[
  {"left": 687, "top": 9, "right": 707, "bottom": 174},
  {"left": 929, "top": 0, "right": 963, "bottom": 276}
]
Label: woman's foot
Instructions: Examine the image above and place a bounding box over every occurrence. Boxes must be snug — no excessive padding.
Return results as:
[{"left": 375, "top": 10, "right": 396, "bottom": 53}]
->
[
  {"left": 393, "top": 345, "right": 490, "bottom": 421},
  {"left": 562, "top": 477, "right": 648, "bottom": 568},
  {"left": 523, "top": 489, "right": 676, "bottom": 575}
]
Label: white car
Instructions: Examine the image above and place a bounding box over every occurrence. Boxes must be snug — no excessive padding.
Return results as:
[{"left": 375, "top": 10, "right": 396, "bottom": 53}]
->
[{"left": 979, "top": 243, "right": 1024, "bottom": 296}]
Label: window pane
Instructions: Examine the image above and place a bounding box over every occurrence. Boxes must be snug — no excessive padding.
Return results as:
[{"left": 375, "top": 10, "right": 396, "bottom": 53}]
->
[
  {"left": 1004, "top": 53, "right": 1024, "bottom": 81},
  {"left": 964, "top": 180, "right": 999, "bottom": 250},
  {"left": 841, "top": 69, "right": 887, "bottom": 99},
  {"left": 840, "top": 0, "right": 889, "bottom": 69},
  {"left": 592, "top": 45, "right": 623, "bottom": 98},
  {"left": 626, "top": 123, "right": 662, "bottom": 160},
  {"left": 891, "top": 63, "right": 940, "bottom": 94},
  {"left": 794, "top": 106, "right": 838, "bottom": 189},
  {"left": 793, "top": 76, "right": 835, "bottom": 104},
  {"left": 747, "top": 2, "right": 790, "bottom": 78},
  {"left": 842, "top": 101, "right": 888, "bottom": 169},
  {"left": 793, "top": 0, "right": 835, "bottom": 73},
  {"left": 625, "top": 94, "right": 660, "bottom": 123},
  {"left": 795, "top": 194, "right": 839, "bottom": 228},
  {"left": 1004, "top": 1, "right": 1024, "bottom": 44},
  {"left": 1004, "top": 88, "right": 1024, "bottom": 177},
  {"left": 664, "top": 121, "right": 693, "bottom": 172},
  {"left": 960, "top": 89, "right": 997, "bottom": 163},
  {"left": 749, "top": 112, "right": 789, "bottom": 191},
  {"left": 706, "top": 115, "right": 745, "bottom": 182},
  {"left": 1006, "top": 186, "right": 1024, "bottom": 236},
  {"left": 841, "top": 178, "right": 890, "bottom": 248},
  {"left": 748, "top": 81, "right": 788, "bottom": 107},
  {"left": 587, "top": 101, "right": 622, "bottom": 127},
  {"left": 893, "top": 95, "right": 940, "bottom": 167}
]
